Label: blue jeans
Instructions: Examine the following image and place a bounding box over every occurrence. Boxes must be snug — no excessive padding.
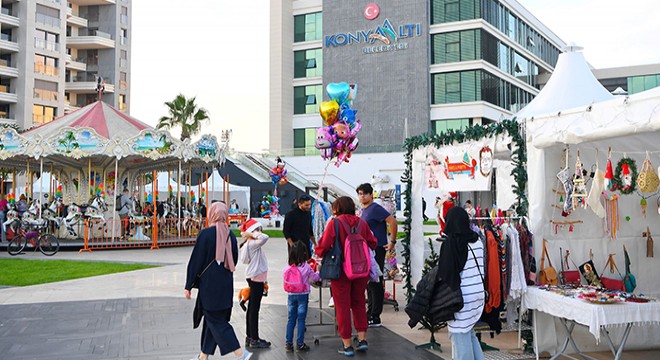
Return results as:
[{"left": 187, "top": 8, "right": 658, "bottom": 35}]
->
[
  {"left": 449, "top": 330, "right": 484, "bottom": 360},
  {"left": 286, "top": 293, "right": 309, "bottom": 345}
]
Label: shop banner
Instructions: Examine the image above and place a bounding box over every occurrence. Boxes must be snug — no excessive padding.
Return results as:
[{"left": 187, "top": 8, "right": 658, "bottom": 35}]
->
[{"left": 425, "top": 138, "right": 495, "bottom": 192}]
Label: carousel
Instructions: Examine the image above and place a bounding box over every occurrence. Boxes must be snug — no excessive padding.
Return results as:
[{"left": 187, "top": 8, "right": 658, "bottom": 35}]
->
[{"left": 0, "top": 100, "right": 229, "bottom": 251}]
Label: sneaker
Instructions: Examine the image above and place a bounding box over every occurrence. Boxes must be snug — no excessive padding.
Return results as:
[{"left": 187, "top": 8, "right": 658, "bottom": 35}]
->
[
  {"left": 285, "top": 343, "right": 294, "bottom": 352},
  {"left": 368, "top": 317, "right": 382, "bottom": 328},
  {"left": 296, "top": 343, "right": 310, "bottom": 352},
  {"left": 338, "top": 345, "right": 355, "bottom": 357},
  {"left": 328, "top": 297, "right": 335, "bottom": 308},
  {"left": 356, "top": 339, "right": 368, "bottom": 352},
  {"left": 249, "top": 338, "right": 271, "bottom": 348},
  {"left": 244, "top": 336, "right": 253, "bottom": 348},
  {"left": 236, "top": 349, "right": 253, "bottom": 360}
]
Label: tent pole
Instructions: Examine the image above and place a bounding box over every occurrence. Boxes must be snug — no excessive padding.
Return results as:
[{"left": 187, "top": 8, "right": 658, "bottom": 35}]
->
[
  {"left": 26, "top": 158, "right": 30, "bottom": 199},
  {"left": 49, "top": 163, "right": 53, "bottom": 199},
  {"left": 112, "top": 158, "right": 118, "bottom": 241},
  {"left": 211, "top": 167, "right": 215, "bottom": 203},
  {"left": 177, "top": 161, "right": 181, "bottom": 238},
  {"left": 39, "top": 157, "right": 43, "bottom": 219},
  {"left": 205, "top": 169, "right": 209, "bottom": 228}
]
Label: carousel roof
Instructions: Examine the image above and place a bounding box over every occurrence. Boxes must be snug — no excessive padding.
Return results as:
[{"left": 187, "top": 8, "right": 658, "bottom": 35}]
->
[{"left": 24, "top": 101, "right": 153, "bottom": 140}]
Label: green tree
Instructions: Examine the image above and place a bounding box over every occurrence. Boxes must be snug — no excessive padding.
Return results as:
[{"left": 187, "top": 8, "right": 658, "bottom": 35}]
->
[{"left": 157, "top": 94, "right": 210, "bottom": 141}]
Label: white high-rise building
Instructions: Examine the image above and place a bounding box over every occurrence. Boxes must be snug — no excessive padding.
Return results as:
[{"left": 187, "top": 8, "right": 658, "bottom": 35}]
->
[{"left": 0, "top": 0, "right": 131, "bottom": 130}]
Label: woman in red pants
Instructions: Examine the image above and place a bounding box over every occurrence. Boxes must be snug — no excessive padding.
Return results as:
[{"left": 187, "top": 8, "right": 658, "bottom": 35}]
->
[{"left": 315, "top": 196, "right": 377, "bottom": 356}]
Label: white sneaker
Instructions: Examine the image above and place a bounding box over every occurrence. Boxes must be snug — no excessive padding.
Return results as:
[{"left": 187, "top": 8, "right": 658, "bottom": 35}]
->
[
  {"left": 237, "top": 349, "right": 253, "bottom": 360},
  {"left": 328, "top": 296, "right": 335, "bottom": 308}
]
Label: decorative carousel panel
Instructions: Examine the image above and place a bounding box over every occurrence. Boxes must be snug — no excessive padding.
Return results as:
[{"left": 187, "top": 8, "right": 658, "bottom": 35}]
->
[
  {"left": 0, "top": 128, "right": 28, "bottom": 160},
  {"left": 191, "top": 134, "right": 224, "bottom": 163},
  {"left": 46, "top": 127, "right": 109, "bottom": 159},
  {"left": 129, "top": 130, "right": 179, "bottom": 160}
]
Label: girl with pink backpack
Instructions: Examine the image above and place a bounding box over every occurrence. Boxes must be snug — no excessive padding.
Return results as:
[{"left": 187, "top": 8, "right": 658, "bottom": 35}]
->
[{"left": 283, "top": 241, "right": 320, "bottom": 352}]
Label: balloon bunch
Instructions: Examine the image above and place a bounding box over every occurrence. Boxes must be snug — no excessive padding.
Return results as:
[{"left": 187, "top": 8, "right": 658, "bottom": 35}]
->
[
  {"left": 56, "top": 185, "right": 63, "bottom": 198},
  {"left": 168, "top": 185, "right": 173, "bottom": 199},
  {"left": 269, "top": 157, "right": 289, "bottom": 185},
  {"left": 190, "top": 190, "right": 196, "bottom": 204},
  {"left": 259, "top": 194, "right": 280, "bottom": 218},
  {"left": 7, "top": 193, "right": 15, "bottom": 204},
  {"left": 95, "top": 183, "right": 104, "bottom": 197},
  {"left": 316, "top": 82, "right": 361, "bottom": 167}
]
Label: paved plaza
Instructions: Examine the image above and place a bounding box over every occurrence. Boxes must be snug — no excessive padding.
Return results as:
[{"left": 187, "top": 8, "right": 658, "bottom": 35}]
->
[{"left": 1, "top": 234, "right": 658, "bottom": 359}]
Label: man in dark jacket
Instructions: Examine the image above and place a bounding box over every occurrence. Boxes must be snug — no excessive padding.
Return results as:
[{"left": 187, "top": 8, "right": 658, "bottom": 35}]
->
[{"left": 283, "top": 194, "right": 315, "bottom": 258}]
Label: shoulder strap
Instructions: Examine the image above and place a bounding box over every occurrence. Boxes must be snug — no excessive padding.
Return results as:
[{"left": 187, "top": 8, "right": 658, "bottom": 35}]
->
[
  {"left": 333, "top": 218, "right": 341, "bottom": 248},
  {"left": 542, "top": 239, "right": 553, "bottom": 268},
  {"left": 337, "top": 217, "right": 355, "bottom": 236},
  {"left": 198, "top": 259, "right": 215, "bottom": 278},
  {"left": 468, "top": 244, "right": 484, "bottom": 283},
  {"left": 602, "top": 254, "right": 623, "bottom": 277}
]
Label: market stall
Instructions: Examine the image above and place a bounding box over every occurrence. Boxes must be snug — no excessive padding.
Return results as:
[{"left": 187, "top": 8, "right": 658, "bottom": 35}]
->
[{"left": 524, "top": 85, "right": 660, "bottom": 353}]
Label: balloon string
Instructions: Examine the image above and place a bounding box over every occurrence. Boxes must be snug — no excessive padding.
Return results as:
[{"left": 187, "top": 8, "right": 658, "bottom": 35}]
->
[{"left": 315, "top": 162, "right": 332, "bottom": 201}]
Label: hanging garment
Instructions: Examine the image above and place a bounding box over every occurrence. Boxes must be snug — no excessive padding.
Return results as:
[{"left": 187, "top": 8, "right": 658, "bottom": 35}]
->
[
  {"left": 586, "top": 168, "right": 606, "bottom": 218},
  {"left": 504, "top": 224, "right": 527, "bottom": 300},
  {"left": 484, "top": 228, "right": 502, "bottom": 313}
]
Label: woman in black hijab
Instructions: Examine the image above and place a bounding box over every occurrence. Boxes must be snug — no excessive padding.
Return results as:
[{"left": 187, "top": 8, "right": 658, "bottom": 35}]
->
[{"left": 437, "top": 206, "right": 485, "bottom": 360}]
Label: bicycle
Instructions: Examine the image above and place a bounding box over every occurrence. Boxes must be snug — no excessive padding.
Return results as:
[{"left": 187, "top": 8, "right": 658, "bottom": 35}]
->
[{"left": 7, "top": 217, "right": 60, "bottom": 256}]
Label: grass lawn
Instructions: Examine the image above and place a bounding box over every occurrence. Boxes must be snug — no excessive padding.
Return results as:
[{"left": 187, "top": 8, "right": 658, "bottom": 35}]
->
[
  {"left": 396, "top": 231, "right": 438, "bottom": 238},
  {"left": 0, "top": 258, "right": 159, "bottom": 287},
  {"left": 398, "top": 220, "right": 438, "bottom": 226},
  {"left": 232, "top": 229, "right": 285, "bottom": 238}
]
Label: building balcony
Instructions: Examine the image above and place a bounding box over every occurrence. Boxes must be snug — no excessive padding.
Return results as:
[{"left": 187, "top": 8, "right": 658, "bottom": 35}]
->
[
  {"left": 66, "top": 12, "right": 88, "bottom": 28},
  {"left": 0, "top": 115, "right": 16, "bottom": 125},
  {"left": 34, "top": 63, "right": 60, "bottom": 77},
  {"left": 66, "top": 31, "right": 115, "bottom": 49},
  {"left": 33, "top": 89, "right": 59, "bottom": 102},
  {"left": 0, "top": 60, "right": 18, "bottom": 78},
  {"left": 65, "top": 79, "right": 115, "bottom": 94},
  {"left": 68, "top": 0, "right": 116, "bottom": 6},
  {"left": 0, "top": 8, "right": 19, "bottom": 27},
  {"left": 0, "top": 38, "right": 19, "bottom": 53},
  {"left": 0, "top": 85, "right": 18, "bottom": 103},
  {"left": 65, "top": 57, "right": 87, "bottom": 72},
  {"left": 65, "top": 102, "right": 81, "bottom": 114}
]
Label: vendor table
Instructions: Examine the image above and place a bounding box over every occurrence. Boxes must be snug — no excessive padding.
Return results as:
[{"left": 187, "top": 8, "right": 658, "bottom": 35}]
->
[{"left": 523, "top": 286, "right": 660, "bottom": 360}]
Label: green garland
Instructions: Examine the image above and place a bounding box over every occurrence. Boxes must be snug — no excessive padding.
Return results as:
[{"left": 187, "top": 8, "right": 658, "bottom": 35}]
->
[
  {"left": 401, "top": 119, "right": 527, "bottom": 302},
  {"left": 611, "top": 157, "right": 637, "bottom": 194}
]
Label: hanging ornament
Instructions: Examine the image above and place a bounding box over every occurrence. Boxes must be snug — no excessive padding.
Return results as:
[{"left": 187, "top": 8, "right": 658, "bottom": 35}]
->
[
  {"left": 612, "top": 157, "right": 637, "bottom": 194},
  {"left": 559, "top": 195, "right": 564, "bottom": 202},
  {"left": 603, "top": 193, "right": 619, "bottom": 240},
  {"left": 571, "top": 150, "right": 588, "bottom": 208},
  {"left": 604, "top": 148, "right": 615, "bottom": 191},
  {"left": 641, "top": 197, "right": 647, "bottom": 218}
]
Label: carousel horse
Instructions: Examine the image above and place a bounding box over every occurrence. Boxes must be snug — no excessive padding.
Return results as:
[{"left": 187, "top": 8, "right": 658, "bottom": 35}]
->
[
  {"left": 64, "top": 195, "right": 108, "bottom": 237},
  {"left": 41, "top": 196, "right": 63, "bottom": 232}
]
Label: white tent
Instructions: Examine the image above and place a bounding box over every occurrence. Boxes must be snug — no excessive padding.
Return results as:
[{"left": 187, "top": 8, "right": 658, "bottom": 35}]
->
[
  {"left": 516, "top": 44, "right": 614, "bottom": 120},
  {"left": 525, "top": 85, "right": 660, "bottom": 353}
]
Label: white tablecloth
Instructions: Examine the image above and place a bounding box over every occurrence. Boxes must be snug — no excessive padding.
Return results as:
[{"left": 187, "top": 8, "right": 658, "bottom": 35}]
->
[{"left": 523, "top": 287, "right": 660, "bottom": 341}]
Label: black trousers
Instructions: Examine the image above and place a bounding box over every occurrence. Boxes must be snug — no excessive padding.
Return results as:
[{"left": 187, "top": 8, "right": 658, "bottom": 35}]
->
[
  {"left": 367, "top": 246, "right": 386, "bottom": 320},
  {"left": 246, "top": 278, "right": 265, "bottom": 340},
  {"left": 201, "top": 308, "right": 240, "bottom": 356}
]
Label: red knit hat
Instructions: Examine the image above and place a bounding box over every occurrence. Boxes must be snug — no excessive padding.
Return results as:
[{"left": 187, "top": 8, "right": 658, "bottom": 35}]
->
[{"left": 240, "top": 219, "right": 261, "bottom": 233}]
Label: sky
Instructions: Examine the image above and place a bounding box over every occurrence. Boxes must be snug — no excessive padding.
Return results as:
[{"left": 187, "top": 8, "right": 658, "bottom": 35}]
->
[{"left": 130, "top": 1, "right": 660, "bottom": 153}]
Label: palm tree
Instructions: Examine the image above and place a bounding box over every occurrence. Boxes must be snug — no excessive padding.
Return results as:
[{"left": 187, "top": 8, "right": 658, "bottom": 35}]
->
[{"left": 157, "top": 94, "right": 210, "bottom": 141}]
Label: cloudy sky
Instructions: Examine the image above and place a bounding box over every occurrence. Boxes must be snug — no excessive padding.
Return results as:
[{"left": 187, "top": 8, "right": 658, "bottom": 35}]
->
[{"left": 130, "top": 1, "right": 660, "bottom": 152}]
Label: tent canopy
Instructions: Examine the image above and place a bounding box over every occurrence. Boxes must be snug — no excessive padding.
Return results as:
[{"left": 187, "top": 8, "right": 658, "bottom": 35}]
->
[{"left": 516, "top": 45, "right": 614, "bottom": 120}]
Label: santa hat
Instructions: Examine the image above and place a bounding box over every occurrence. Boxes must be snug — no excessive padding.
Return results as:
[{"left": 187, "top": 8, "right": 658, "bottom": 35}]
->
[
  {"left": 621, "top": 163, "right": 630, "bottom": 175},
  {"left": 240, "top": 219, "right": 261, "bottom": 233},
  {"left": 604, "top": 158, "right": 614, "bottom": 180},
  {"left": 449, "top": 192, "right": 458, "bottom": 199}
]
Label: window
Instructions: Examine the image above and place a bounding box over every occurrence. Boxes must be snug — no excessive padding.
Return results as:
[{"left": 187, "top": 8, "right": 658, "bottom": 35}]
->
[
  {"left": 119, "top": 72, "right": 127, "bottom": 89},
  {"left": 433, "top": 119, "right": 471, "bottom": 134},
  {"left": 294, "top": 48, "right": 322, "bottom": 78},
  {"left": 120, "top": 49, "right": 128, "bottom": 68},
  {"left": 121, "top": 28, "right": 128, "bottom": 45},
  {"left": 293, "top": 85, "right": 322, "bottom": 114},
  {"left": 293, "top": 128, "right": 319, "bottom": 155},
  {"left": 34, "top": 79, "right": 58, "bottom": 101},
  {"left": 294, "top": 12, "right": 322, "bottom": 42},
  {"left": 431, "top": 0, "right": 480, "bottom": 24},
  {"left": 33, "top": 105, "right": 57, "bottom": 124},
  {"left": 120, "top": 6, "right": 128, "bottom": 24},
  {"left": 36, "top": 4, "right": 60, "bottom": 27},
  {"left": 34, "top": 30, "right": 59, "bottom": 51},
  {"left": 119, "top": 94, "right": 126, "bottom": 111},
  {"left": 34, "top": 54, "right": 58, "bottom": 76}
]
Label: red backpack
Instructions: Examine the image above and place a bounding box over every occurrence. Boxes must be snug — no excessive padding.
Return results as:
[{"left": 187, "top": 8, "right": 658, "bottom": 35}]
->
[
  {"left": 338, "top": 218, "right": 371, "bottom": 280},
  {"left": 283, "top": 264, "right": 306, "bottom": 293}
]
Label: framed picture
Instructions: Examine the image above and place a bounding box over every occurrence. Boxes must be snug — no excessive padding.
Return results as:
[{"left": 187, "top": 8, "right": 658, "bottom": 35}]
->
[{"left": 579, "top": 260, "right": 603, "bottom": 287}]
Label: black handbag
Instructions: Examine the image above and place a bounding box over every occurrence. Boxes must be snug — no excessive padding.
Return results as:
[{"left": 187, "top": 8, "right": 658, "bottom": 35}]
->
[
  {"left": 320, "top": 219, "right": 342, "bottom": 280},
  {"left": 193, "top": 295, "right": 203, "bottom": 329},
  {"left": 191, "top": 259, "right": 215, "bottom": 289}
]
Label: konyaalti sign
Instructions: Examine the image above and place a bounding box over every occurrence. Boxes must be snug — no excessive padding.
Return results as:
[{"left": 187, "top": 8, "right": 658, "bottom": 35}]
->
[{"left": 324, "top": 18, "right": 422, "bottom": 55}]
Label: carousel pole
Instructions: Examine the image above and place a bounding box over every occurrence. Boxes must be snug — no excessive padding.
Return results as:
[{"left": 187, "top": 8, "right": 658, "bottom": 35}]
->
[
  {"left": 77, "top": 169, "right": 81, "bottom": 204},
  {"left": 188, "top": 163, "right": 192, "bottom": 208},
  {"left": 12, "top": 170, "right": 16, "bottom": 197},
  {"left": 177, "top": 160, "right": 181, "bottom": 238},
  {"left": 88, "top": 157, "right": 92, "bottom": 203},
  {"left": 112, "top": 159, "right": 118, "bottom": 241},
  {"left": 152, "top": 169, "right": 159, "bottom": 249},
  {"left": 49, "top": 163, "right": 53, "bottom": 199},
  {"left": 39, "top": 157, "right": 43, "bottom": 219},
  {"left": 26, "top": 158, "right": 30, "bottom": 199}
]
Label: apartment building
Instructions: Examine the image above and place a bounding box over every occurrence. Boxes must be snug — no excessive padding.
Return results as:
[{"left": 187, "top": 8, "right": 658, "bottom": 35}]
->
[
  {"left": 270, "top": 0, "right": 565, "bottom": 154},
  {"left": 0, "top": 0, "right": 131, "bottom": 130}
]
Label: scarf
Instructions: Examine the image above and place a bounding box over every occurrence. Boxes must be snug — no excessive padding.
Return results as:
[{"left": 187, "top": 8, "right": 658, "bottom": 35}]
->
[
  {"left": 208, "top": 202, "right": 234, "bottom": 272},
  {"left": 438, "top": 206, "right": 479, "bottom": 290}
]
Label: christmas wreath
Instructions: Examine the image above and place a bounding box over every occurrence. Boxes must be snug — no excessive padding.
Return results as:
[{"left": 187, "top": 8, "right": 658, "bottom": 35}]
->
[{"left": 612, "top": 157, "right": 637, "bottom": 194}]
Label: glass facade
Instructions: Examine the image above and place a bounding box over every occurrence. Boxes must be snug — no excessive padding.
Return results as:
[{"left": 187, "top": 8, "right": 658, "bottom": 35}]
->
[
  {"left": 432, "top": 29, "right": 540, "bottom": 88},
  {"left": 433, "top": 118, "right": 471, "bottom": 134},
  {"left": 432, "top": 70, "right": 534, "bottom": 112},
  {"left": 293, "top": 128, "right": 319, "bottom": 155},
  {"left": 294, "top": 12, "right": 322, "bottom": 42},
  {"left": 628, "top": 74, "right": 660, "bottom": 94},
  {"left": 294, "top": 85, "right": 322, "bottom": 114},
  {"left": 431, "top": 0, "right": 561, "bottom": 68},
  {"left": 294, "top": 48, "right": 323, "bottom": 78}
]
